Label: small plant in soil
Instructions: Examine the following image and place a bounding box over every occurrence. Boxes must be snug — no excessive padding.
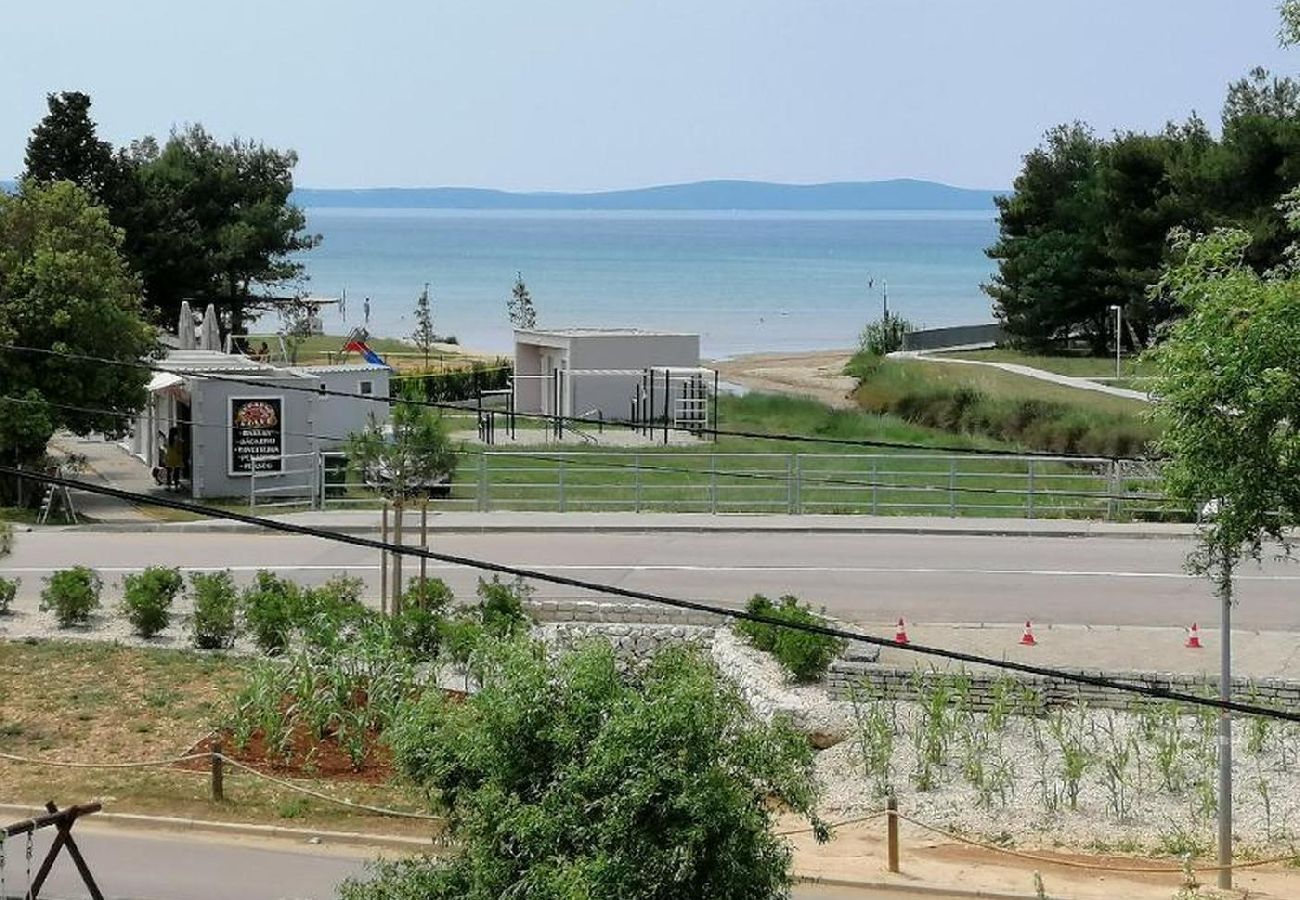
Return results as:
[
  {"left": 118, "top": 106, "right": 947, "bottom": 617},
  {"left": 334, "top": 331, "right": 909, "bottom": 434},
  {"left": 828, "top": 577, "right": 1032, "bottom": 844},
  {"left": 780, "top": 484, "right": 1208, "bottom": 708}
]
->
[
  {"left": 0, "top": 576, "right": 18, "bottom": 614},
  {"left": 119, "top": 566, "right": 183, "bottom": 638},
  {"left": 849, "top": 688, "right": 894, "bottom": 797},
  {"left": 40, "top": 566, "right": 101, "bottom": 627},
  {"left": 189, "top": 571, "right": 239, "bottom": 650}
]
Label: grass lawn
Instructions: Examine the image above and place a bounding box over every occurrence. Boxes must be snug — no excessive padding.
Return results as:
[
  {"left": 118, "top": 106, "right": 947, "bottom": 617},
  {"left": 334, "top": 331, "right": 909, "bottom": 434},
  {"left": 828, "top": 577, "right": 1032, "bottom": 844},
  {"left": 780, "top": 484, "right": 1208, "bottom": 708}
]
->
[
  {"left": 244, "top": 333, "right": 495, "bottom": 373},
  {"left": 0, "top": 640, "right": 435, "bottom": 837},
  {"left": 938, "top": 348, "right": 1156, "bottom": 381}
]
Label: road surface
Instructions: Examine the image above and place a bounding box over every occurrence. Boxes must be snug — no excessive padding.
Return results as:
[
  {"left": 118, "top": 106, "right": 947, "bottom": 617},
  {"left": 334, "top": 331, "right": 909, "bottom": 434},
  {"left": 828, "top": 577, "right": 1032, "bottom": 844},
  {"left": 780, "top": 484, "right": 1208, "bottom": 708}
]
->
[
  {"left": 4, "top": 528, "right": 1299, "bottom": 629},
  {"left": 16, "top": 826, "right": 951, "bottom": 900}
]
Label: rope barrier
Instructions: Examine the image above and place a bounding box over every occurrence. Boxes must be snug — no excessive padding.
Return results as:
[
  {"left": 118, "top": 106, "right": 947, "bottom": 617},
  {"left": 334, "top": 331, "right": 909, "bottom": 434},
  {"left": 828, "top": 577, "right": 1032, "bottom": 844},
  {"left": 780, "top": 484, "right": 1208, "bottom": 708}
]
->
[
  {"left": 895, "top": 812, "right": 1300, "bottom": 875},
  {"left": 214, "top": 756, "right": 444, "bottom": 821},
  {"left": 776, "top": 810, "right": 886, "bottom": 836},
  {"left": 0, "top": 750, "right": 211, "bottom": 769}
]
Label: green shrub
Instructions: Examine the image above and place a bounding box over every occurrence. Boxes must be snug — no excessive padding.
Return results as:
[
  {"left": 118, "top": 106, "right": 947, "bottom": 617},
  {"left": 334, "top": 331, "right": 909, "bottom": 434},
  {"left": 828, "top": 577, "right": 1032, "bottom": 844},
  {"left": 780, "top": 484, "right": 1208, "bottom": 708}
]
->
[
  {"left": 119, "top": 566, "right": 183, "bottom": 638},
  {"left": 190, "top": 571, "right": 239, "bottom": 649},
  {"left": 475, "top": 575, "right": 532, "bottom": 639},
  {"left": 40, "top": 567, "right": 102, "bottom": 628},
  {"left": 395, "top": 578, "right": 455, "bottom": 657},
  {"left": 241, "top": 571, "right": 306, "bottom": 655},
  {"left": 0, "top": 576, "right": 18, "bottom": 614},
  {"left": 737, "top": 593, "right": 846, "bottom": 683},
  {"left": 300, "top": 575, "right": 372, "bottom": 649}
]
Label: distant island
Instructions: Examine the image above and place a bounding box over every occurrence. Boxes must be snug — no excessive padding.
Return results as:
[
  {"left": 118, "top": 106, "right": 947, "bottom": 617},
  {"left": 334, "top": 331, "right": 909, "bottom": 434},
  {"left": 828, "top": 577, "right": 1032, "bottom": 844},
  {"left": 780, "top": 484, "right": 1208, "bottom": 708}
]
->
[{"left": 292, "top": 179, "right": 1002, "bottom": 211}]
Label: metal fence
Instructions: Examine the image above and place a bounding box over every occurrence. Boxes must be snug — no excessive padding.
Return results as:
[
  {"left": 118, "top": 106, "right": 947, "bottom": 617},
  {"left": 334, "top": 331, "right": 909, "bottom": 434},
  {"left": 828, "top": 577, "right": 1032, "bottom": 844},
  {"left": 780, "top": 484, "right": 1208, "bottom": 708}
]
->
[{"left": 265, "top": 450, "right": 1176, "bottom": 522}]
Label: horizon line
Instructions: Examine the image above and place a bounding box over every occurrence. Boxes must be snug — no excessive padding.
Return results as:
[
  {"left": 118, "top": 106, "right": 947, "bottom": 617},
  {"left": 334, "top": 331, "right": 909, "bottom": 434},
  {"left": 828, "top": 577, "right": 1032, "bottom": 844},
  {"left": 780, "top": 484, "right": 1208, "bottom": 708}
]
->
[{"left": 291, "top": 177, "right": 1008, "bottom": 194}]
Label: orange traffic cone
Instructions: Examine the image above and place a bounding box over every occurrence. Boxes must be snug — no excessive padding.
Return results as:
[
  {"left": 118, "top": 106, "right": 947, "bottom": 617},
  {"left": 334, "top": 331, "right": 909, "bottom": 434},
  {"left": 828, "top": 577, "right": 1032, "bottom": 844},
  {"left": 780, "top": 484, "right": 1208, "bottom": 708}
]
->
[
  {"left": 894, "top": 617, "right": 910, "bottom": 645},
  {"left": 1019, "top": 620, "right": 1037, "bottom": 646},
  {"left": 1186, "top": 622, "right": 1204, "bottom": 649}
]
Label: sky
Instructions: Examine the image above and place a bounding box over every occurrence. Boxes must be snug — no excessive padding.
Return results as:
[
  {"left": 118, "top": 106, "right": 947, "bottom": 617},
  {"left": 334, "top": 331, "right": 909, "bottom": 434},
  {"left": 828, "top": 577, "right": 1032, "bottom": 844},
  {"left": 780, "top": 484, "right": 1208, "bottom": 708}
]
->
[{"left": 3, "top": 1, "right": 1296, "bottom": 192}]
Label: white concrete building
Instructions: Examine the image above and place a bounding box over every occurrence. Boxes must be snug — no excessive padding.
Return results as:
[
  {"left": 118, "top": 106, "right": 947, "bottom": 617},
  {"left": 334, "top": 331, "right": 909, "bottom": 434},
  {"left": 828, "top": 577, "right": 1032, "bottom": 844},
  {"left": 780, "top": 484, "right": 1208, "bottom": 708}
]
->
[{"left": 513, "top": 328, "right": 708, "bottom": 424}]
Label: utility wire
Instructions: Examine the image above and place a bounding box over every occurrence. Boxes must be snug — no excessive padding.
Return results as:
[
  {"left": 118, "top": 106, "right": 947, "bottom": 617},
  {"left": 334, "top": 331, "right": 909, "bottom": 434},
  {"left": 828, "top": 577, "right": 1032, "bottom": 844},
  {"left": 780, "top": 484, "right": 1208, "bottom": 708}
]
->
[
  {"left": 3, "top": 394, "right": 1168, "bottom": 505},
  {"left": 0, "top": 343, "right": 1155, "bottom": 462},
  {"left": 3, "top": 465, "right": 1288, "bottom": 723}
]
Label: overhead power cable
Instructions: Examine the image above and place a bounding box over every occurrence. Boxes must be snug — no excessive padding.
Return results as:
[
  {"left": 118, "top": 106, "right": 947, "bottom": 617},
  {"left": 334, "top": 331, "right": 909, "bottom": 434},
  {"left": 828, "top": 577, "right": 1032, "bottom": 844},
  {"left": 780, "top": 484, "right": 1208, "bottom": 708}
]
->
[
  {"left": 2, "top": 394, "right": 1168, "bottom": 506},
  {"left": 0, "top": 343, "right": 1156, "bottom": 462},
  {"left": 2, "top": 465, "right": 1285, "bottom": 722}
]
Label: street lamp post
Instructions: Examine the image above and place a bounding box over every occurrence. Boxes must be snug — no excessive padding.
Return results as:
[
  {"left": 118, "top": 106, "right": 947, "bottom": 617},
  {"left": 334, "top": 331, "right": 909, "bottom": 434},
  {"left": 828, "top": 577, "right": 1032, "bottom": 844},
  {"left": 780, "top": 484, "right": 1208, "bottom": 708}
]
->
[{"left": 1109, "top": 305, "right": 1122, "bottom": 379}]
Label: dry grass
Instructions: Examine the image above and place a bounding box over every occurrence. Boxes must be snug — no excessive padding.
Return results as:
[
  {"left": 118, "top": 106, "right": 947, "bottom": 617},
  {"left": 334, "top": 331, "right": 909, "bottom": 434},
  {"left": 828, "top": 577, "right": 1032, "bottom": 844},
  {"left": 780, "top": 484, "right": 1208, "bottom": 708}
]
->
[{"left": 0, "top": 639, "right": 436, "bottom": 837}]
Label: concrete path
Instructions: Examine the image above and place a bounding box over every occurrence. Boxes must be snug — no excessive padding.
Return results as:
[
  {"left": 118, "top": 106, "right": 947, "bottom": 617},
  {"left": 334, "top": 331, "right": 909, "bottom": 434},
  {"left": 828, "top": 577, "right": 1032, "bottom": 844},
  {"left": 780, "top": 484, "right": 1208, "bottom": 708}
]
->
[
  {"left": 892, "top": 350, "right": 1152, "bottom": 403},
  {"left": 46, "top": 435, "right": 168, "bottom": 524}
]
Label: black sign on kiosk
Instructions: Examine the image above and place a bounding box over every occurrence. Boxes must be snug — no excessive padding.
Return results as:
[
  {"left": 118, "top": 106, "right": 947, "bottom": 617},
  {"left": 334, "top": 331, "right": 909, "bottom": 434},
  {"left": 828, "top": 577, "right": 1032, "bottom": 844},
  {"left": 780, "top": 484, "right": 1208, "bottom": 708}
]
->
[{"left": 229, "top": 396, "right": 284, "bottom": 474}]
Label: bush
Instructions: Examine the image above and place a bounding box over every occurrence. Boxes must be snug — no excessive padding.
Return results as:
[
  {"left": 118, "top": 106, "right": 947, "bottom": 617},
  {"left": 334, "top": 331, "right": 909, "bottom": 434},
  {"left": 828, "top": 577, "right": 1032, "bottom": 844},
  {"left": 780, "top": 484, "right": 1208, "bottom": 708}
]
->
[
  {"left": 119, "top": 566, "right": 183, "bottom": 638},
  {"left": 241, "top": 571, "right": 306, "bottom": 655},
  {"left": 40, "top": 567, "right": 102, "bottom": 628},
  {"left": 737, "top": 594, "right": 847, "bottom": 683},
  {"left": 858, "top": 312, "right": 913, "bottom": 356},
  {"left": 190, "top": 571, "right": 239, "bottom": 649},
  {"left": 300, "top": 575, "right": 372, "bottom": 649},
  {"left": 0, "top": 576, "right": 18, "bottom": 614},
  {"left": 475, "top": 575, "right": 532, "bottom": 639},
  {"left": 395, "top": 578, "right": 455, "bottom": 657}
]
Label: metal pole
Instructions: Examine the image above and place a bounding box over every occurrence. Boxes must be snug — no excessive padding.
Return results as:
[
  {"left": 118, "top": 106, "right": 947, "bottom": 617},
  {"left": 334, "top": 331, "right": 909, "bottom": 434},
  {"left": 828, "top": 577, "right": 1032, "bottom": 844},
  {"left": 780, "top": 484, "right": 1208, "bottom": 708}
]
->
[
  {"left": 634, "top": 452, "right": 642, "bottom": 513},
  {"left": 1115, "top": 305, "right": 1122, "bottom": 380},
  {"left": 477, "top": 451, "right": 488, "bottom": 512},
  {"left": 948, "top": 459, "right": 957, "bottom": 516},
  {"left": 712, "top": 369, "right": 720, "bottom": 442},
  {"left": 558, "top": 460, "right": 566, "bottom": 513},
  {"left": 420, "top": 500, "right": 428, "bottom": 593},
  {"left": 647, "top": 371, "right": 654, "bottom": 439},
  {"left": 1217, "top": 551, "right": 1234, "bottom": 890},
  {"left": 1027, "top": 460, "right": 1036, "bottom": 519},
  {"left": 392, "top": 500, "right": 404, "bottom": 615},
  {"left": 663, "top": 369, "right": 670, "bottom": 445}
]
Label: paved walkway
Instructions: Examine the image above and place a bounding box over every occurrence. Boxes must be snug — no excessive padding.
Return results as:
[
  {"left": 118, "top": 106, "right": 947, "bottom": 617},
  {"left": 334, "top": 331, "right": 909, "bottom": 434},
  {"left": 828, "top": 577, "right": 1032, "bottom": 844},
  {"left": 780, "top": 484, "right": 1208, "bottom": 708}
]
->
[
  {"left": 892, "top": 350, "right": 1152, "bottom": 402},
  {"left": 46, "top": 434, "right": 160, "bottom": 523}
]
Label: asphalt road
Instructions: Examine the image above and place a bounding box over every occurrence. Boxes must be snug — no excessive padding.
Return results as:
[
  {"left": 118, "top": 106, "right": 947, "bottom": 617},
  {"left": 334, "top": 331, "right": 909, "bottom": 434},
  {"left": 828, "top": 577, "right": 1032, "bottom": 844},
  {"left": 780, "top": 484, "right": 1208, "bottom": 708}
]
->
[
  {"left": 16, "top": 827, "right": 950, "bottom": 900},
  {"left": 5, "top": 528, "right": 1300, "bottom": 629}
]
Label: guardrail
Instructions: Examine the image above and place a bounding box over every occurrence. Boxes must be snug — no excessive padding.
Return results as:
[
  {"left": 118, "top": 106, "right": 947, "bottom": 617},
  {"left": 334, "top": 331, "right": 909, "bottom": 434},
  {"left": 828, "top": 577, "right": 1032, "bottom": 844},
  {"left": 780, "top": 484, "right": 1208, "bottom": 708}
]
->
[{"left": 273, "top": 450, "right": 1175, "bottom": 521}]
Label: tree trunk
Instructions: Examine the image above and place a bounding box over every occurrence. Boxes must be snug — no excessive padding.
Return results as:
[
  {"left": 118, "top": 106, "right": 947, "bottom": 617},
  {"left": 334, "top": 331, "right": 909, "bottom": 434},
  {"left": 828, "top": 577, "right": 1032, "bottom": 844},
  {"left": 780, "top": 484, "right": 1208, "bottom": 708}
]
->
[{"left": 1216, "top": 548, "right": 1234, "bottom": 890}]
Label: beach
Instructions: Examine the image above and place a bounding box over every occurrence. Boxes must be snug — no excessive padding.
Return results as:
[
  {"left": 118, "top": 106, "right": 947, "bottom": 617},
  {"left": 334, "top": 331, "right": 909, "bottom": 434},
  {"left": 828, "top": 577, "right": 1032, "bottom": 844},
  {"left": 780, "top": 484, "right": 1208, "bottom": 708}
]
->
[{"left": 713, "top": 349, "right": 858, "bottom": 408}]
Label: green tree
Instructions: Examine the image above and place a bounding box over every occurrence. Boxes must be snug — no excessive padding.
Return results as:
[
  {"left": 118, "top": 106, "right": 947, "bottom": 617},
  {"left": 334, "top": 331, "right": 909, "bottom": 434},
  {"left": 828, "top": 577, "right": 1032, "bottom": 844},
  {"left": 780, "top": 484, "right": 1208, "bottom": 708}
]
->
[
  {"left": 857, "top": 311, "right": 913, "bottom": 356},
  {"left": 127, "top": 124, "right": 320, "bottom": 333},
  {"left": 0, "top": 180, "right": 155, "bottom": 503},
  {"left": 23, "top": 92, "right": 117, "bottom": 202},
  {"left": 347, "top": 385, "right": 458, "bottom": 612},
  {"left": 1148, "top": 218, "right": 1300, "bottom": 888},
  {"left": 411, "top": 283, "right": 435, "bottom": 370},
  {"left": 507, "top": 271, "right": 536, "bottom": 330},
  {"left": 348, "top": 639, "right": 824, "bottom": 899},
  {"left": 984, "top": 123, "right": 1113, "bottom": 351}
]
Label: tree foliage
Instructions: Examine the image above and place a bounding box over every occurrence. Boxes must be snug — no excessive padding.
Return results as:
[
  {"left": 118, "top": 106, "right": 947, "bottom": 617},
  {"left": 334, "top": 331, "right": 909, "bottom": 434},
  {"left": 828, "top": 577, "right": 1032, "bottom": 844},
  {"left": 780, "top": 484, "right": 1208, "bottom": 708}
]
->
[
  {"left": 0, "top": 180, "right": 155, "bottom": 502},
  {"left": 857, "top": 311, "right": 913, "bottom": 356},
  {"left": 987, "top": 14, "right": 1300, "bottom": 351},
  {"left": 1148, "top": 222, "right": 1300, "bottom": 570},
  {"left": 346, "top": 385, "right": 458, "bottom": 503},
  {"left": 21, "top": 96, "right": 319, "bottom": 335},
  {"left": 507, "top": 271, "right": 537, "bottom": 330},
  {"left": 345, "top": 639, "right": 823, "bottom": 899},
  {"left": 411, "top": 283, "right": 436, "bottom": 369}
]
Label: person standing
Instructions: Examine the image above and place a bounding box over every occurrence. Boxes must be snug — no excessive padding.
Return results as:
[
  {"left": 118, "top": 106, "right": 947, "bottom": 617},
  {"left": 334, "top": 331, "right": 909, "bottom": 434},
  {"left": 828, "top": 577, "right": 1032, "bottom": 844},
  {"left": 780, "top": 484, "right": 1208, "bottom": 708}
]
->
[
  {"left": 363, "top": 297, "right": 371, "bottom": 328},
  {"left": 164, "top": 427, "right": 184, "bottom": 489}
]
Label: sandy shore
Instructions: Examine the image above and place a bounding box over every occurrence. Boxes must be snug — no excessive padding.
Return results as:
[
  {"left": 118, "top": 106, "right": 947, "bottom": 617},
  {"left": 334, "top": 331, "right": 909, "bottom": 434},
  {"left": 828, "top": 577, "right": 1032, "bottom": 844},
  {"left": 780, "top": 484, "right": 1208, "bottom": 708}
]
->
[{"left": 712, "top": 349, "right": 858, "bottom": 408}]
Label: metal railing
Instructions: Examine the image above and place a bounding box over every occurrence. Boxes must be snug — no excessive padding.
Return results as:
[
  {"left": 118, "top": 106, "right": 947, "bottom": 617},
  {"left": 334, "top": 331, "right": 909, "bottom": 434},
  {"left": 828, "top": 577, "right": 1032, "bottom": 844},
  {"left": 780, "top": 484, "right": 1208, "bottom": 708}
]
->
[{"left": 276, "top": 450, "right": 1175, "bottom": 521}]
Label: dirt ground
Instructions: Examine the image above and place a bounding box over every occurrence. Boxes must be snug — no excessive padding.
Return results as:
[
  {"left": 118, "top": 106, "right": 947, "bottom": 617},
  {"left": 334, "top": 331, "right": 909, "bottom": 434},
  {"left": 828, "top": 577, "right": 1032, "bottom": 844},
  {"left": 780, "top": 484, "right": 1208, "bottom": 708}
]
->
[{"left": 713, "top": 350, "right": 858, "bottom": 409}]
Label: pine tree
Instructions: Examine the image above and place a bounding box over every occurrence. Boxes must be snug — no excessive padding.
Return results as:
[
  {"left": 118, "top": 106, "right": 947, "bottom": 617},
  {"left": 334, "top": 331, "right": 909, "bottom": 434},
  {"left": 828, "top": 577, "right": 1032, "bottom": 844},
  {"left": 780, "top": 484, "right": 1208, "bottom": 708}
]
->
[
  {"left": 23, "top": 92, "right": 116, "bottom": 201},
  {"left": 411, "top": 282, "right": 436, "bottom": 370},
  {"left": 507, "top": 271, "right": 536, "bottom": 329}
]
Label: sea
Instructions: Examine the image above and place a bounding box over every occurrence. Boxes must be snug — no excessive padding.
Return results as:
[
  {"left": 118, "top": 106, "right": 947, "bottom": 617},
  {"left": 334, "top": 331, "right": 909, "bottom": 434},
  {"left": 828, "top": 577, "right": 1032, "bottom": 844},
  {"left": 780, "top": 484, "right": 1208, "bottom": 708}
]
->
[{"left": 282, "top": 208, "right": 999, "bottom": 359}]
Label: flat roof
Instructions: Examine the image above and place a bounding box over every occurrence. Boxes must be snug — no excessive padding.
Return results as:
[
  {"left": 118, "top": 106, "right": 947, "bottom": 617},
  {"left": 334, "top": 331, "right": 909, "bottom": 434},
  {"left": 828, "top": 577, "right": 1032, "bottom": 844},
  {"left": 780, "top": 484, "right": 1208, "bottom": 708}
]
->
[
  {"left": 291, "top": 363, "right": 392, "bottom": 375},
  {"left": 160, "top": 349, "right": 277, "bottom": 374},
  {"left": 515, "top": 327, "right": 698, "bottom": 338}
]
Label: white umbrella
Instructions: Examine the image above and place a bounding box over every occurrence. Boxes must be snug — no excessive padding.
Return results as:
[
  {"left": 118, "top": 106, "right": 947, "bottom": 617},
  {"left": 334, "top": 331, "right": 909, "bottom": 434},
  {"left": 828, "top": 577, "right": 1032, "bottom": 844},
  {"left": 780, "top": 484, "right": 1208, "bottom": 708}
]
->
[
  {"left": 201, "top": 304, "right": 221, "bottom": 351},
  {"left": 177, "top": 300, "right": 196, "bottom": 350}
]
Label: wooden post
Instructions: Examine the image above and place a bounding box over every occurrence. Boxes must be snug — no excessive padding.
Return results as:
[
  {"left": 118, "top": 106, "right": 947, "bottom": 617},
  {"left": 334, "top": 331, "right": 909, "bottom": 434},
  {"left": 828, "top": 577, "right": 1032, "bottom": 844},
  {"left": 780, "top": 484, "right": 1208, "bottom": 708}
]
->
[
  {"left": 211, "top": 741, "right": 224, "bottom": 802},
  {"left": 420, "top": 500, "right": 429, "bottom": 593},
  {"left": 380, "top": 503, "right": 390, "bottom": 616},
  {"left": 886, "top": 795, "right": 900, "bottom": 873},
  {"left": 392, "top": 499, "right": 405, "bottom": 616}
]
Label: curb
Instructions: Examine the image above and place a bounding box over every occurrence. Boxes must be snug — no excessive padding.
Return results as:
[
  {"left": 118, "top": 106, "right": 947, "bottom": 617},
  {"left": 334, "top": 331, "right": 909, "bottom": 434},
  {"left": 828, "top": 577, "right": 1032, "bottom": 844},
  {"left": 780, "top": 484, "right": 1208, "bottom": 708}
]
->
[
  {"left": 48, "top": 520, "right": 1195, "bottom": 540},
  {"left": 794, "top": 874, "right": 1036, "bottom": 899},
  {"left": 0, "top": 803, "right": 434, "bottom": 852}
]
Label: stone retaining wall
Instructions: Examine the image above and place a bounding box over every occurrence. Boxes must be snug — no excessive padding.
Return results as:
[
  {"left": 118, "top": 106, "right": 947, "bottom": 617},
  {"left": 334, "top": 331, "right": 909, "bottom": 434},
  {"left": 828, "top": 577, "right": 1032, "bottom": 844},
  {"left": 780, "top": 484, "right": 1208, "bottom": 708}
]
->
[
  {"left": 527, "top": 597, "right": 725, "bottom": 628},
  {"left": 826, "top": 665, "right": 1300, "bottom": 711}
]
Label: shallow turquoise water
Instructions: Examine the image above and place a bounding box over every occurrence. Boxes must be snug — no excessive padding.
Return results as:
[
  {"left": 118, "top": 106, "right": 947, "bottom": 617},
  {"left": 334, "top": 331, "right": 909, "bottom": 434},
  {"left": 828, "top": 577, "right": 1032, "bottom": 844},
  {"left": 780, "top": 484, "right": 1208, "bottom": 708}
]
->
[{"left": 285, "top": 208, "right": 999, "bottom": 357}]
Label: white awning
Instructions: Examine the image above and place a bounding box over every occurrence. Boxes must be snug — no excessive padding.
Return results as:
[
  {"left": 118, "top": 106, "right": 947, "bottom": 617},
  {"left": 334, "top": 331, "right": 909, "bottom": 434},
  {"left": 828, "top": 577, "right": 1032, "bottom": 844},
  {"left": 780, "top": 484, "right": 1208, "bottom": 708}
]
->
[{"left": 147, "top": 372, "right": 184, "bottom": 392}]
